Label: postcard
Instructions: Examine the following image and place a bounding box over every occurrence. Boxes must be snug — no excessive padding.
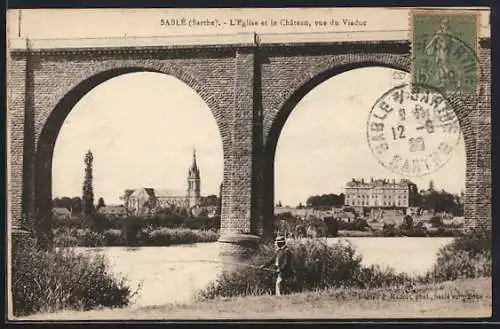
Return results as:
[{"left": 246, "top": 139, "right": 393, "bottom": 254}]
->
[{"left": 6, "top": 7, "right": 491, "bottom": 321}]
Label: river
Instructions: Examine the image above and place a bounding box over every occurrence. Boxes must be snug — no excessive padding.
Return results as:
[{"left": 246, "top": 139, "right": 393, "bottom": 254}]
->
[{"left": 76, "top": 237, "right": 453, "bottom": 308}]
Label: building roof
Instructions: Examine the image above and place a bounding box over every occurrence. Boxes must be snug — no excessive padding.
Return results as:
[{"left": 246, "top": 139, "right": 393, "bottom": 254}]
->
[
  {"left": 128, "top": 187, "right": 156, "bottom": 199},
  {"left": 125, "top": 187, "right": 187, "bottom": 200},
  {"left": 346, "top": 178, "right": 416, "bottom": 188}
]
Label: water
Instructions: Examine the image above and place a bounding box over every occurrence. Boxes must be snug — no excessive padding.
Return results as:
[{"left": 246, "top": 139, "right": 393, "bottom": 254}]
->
[{"left": 76, "top": 237, "right": 453, "bottom": 308}]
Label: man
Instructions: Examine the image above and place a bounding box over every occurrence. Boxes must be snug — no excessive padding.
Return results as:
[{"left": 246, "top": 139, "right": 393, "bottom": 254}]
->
[{"left": 260, "top": 236, "right": 292, "bottom": 296}]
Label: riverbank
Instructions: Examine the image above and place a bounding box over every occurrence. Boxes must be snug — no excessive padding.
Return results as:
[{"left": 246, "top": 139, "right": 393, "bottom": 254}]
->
[
  {"left": 16, "top": 277, "right": 491, "bottom": 320},
  {"left": 54, "top": 227, "right": 219, "bottom": 247}
]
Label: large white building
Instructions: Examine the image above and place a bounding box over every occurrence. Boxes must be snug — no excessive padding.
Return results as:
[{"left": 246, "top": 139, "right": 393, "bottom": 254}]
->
[{"left": 344, "top": 178, "right": 418, "bottom": 208}]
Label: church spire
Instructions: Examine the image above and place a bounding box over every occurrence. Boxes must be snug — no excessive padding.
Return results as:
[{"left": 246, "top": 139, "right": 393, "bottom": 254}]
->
[
  {"left": 187, "top": 146, "right": 201, "bottom": 208},
  {"left": 188, "top": 146, "right": 200, "bottom": 179},
  {"left": 192, "top": 146, "right": 197, "bottom": 169}
]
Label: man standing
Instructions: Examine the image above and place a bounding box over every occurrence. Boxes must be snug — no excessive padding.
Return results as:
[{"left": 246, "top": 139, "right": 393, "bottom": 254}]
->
[{"left": 260, "top": 236, "right": 292, "bottom": 296}]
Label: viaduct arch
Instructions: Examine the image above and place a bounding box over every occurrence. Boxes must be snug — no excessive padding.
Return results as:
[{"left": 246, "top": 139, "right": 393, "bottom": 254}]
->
[{"left": 7, "top": 33, "right": 491, "bottom": 251}]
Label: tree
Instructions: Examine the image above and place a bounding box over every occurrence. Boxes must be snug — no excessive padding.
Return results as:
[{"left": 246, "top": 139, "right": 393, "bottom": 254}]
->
[
  {"left": 82, "top": 150, "right": 95, "bottom": 217},
  {"left": 428, "top": 180, "right": 435, "bottom": 192},
  {"left": 52, "top": 196, "right": 82, "bottom": 216},
  {"left": 201, "top": 194, "right": 219, "bottom": 207},
  {"left": 306, "top": 193, "right": 345, "bottom": 208},
  {"left": 430, "top": 215, "right": 443, "bottom": 228},
  {"left": 96, "top": 197, "right": 106, "bottom": 211},
  {"left": 70, "top": 197, "right": 82, "bottom": 214},
  {"left": 400, "top": 215, "right": 414, "bottom": 231},
  {"left": 217, "top": 183, "right": 222, "bottom": 216},
  {"left": 419, "top": 189, "right": 461, "bottom": 215}
]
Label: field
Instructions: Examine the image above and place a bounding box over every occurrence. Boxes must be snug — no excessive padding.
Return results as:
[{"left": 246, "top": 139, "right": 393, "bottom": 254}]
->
[{"left": 17, "top": 277, "right": 491, "bottom": 320}]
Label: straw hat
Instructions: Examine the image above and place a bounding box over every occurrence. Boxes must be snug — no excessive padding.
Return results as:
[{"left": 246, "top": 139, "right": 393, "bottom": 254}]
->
[{"left": 275, "top": 236, "right": 286, "bottom": 243}]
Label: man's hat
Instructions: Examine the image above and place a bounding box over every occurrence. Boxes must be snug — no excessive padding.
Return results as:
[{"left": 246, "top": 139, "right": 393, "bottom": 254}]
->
[{"left": 275, "top": 236, "right": 286, "bottom": 243}]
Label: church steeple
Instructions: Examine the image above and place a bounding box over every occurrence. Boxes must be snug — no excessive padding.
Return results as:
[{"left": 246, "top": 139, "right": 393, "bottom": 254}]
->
[
  {"left": 187, "top": 147, "right": 201, "bottom": 207},
  {"left": 188, "top": 147, "right": 200, "bottom": 179}
]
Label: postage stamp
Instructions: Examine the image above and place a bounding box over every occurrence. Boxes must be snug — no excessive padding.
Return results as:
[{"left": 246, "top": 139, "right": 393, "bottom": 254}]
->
[
  {"left": 366, "top": 83, "right": 461, "bottom": 177},
  {"left": 410, "top": 10, "right": 480, "bottom": 93}
]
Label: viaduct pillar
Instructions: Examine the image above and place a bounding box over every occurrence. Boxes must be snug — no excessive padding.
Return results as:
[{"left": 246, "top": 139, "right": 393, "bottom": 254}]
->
[{"left": 218, "top": 44, "right": 270, "bottom": 261}]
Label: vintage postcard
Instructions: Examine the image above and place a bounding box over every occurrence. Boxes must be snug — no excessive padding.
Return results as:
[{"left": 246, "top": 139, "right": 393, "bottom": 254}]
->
[{"left": 6, "top": 7, "right": 491, "bottom": 321}]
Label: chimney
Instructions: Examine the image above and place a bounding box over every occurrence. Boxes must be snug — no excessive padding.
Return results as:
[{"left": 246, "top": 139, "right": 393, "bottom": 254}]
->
[
  {"left": 361, "top": 178, "right": 364, "bottom": 183},
  {"left": 392, "top": 178, "right": 396, "bottom": 184},
  {"left": 370, "top": 177, "right": 374, "bottom": 183}
]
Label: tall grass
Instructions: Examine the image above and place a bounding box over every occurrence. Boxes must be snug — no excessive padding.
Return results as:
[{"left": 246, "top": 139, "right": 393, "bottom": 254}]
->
[
  {"left": 11, "top": 237, "right": 135, "bottom": 316},
  {"left": 426, "top": 226, "right": 491, "bottom": 281},
  {"left": 197, "top": 239, "right": 415, "bottom": 299},
  {"left": 142, "top": 227, "right": 218, "bottom": 246},
  {"left": 198, "top": 227, "right": 491, "bottom": 300}
]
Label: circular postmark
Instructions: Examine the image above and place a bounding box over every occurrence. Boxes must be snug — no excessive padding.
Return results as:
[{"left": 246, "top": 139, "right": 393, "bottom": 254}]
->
[{"left": 366, "top": 83, "right": 461, "bottom": 177}]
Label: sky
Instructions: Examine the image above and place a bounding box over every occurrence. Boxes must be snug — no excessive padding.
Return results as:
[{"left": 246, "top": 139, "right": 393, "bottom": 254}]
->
[
  {"left": 52, "top": 73, "right": 224, "bottom": 204},
  {"left": 52, "top": 67, "right": 466, "bottom": 206},
  {"left": 273, "top": 67, "right": 465, "bottom": 207}
]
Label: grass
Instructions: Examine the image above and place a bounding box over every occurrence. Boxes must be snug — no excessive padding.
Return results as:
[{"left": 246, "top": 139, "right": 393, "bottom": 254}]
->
[
  {"left": 17, "top": 277, "right": 491, "bottom": 320},
  {"left": 197, "top": 239, "right": 417, "bottom": 299},
  {"left": 13, "top": 226, "right": 491, "bottom": 319},
  {"left": 198, "top": 227, "right": 491, "bottom": 299},
  {"left": 11, "top": 236, "right": 136, "bottom": 316}
]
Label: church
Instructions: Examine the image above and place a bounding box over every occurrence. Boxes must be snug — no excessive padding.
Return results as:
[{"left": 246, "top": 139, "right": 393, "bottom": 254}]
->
[{"left": 123, "top": 148, "right": 201, "bottom": 215}]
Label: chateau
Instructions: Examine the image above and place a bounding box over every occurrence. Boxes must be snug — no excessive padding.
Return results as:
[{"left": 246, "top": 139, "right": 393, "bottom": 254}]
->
[
  {"left": 344, "top": 178, "right": 418, "bottom": 209},
  {"left": 123, "top": 149, "right": 201, "bottom": 215}
]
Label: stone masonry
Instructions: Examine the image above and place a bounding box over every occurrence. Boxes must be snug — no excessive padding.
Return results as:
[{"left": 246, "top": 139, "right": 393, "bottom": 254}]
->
[{"left": 7, "top": 36, "right": 491, "bottom": 248}]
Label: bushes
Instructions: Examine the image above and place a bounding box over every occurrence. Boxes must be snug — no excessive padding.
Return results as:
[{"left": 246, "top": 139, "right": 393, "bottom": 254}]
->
[
  {"left": 11, "top": 237, "right": 134, "bottom": 316},
  {"left": 141, "top": 228, "right": 219, "bottom": 246},
  {"left": 197, "top": 239, "right": 415, "bottom": 299},
  {"left": 53, "top": 227, "right": 218, "bottom": 247},
  {"left": 373, "top": 221, "right": 460, "bottom": 237},
  {"left": 198, "top": 227, "right": 492, "bottom": 300},
  {"left": 426, "top": 226, "right": 491, "bottom": 282},
  {"left": 338, "top": 219, "right": 370, "bottom": 232},
  {"left": 426, "top": 247, "right": 491, "bottom": 281},
  {"left": 121, "top": 217, "right": 144, "bottom": 245},
  {"left": 103, "top": 229, "right": 124, "bottom": 246}
]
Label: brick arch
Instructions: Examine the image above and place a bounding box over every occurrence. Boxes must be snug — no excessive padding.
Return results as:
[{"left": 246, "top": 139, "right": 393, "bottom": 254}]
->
[
  {"left": 33, "top": 66, "right": 228, "bottom": 243},
  {"left": 33, "top": 60, "right": 230, "bottom": 152},
  {"left": 262, "top": 58, "right": 477, "bottom": 225}
]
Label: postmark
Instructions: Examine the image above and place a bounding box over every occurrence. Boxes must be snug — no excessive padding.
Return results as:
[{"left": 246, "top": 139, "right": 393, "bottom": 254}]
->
[
  {"left": 366, "top": 84, "right": 461, "bottom": 177},
  {"left": 410, "top": 10, "right": 480, "bottom": 94}
]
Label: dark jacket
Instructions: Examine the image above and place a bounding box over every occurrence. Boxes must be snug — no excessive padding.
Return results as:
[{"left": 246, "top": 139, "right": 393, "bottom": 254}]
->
[{"left": 265, "top": 246, "right": 293, "bottom": 277}]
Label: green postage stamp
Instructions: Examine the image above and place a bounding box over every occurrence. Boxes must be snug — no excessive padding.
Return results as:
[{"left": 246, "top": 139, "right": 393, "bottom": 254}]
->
[{"left": 411, "top": 10, "right": 480, "bottom": 93}]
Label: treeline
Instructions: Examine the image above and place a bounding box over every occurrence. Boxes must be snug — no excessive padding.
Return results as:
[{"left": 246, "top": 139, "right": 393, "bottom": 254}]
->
[
  {"left": 416, "top": 190, "right": 464, "bottom": 216},
  {"left": 53, "top": 213, "right": 221, "bottom": 232},
  {"left": 52, "top": 213, "right": 221, "bottom": 247},
  {"left": 306, "top": 193, "right": 345, "bottom": 208}
]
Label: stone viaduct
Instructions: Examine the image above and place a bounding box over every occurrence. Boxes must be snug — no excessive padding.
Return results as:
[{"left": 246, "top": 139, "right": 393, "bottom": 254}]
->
[{"left": 7, "top": 31, "right": 491, "bottom": 252}]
